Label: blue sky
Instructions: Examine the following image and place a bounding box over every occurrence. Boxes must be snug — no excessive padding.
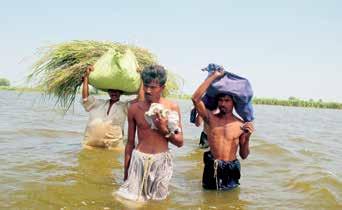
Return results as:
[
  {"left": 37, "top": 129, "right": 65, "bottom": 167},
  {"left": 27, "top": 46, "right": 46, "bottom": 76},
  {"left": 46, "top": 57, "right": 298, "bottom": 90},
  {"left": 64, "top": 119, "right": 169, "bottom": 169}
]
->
[{"left": 1, "top": 0, "right": 341, "bottom": 102}]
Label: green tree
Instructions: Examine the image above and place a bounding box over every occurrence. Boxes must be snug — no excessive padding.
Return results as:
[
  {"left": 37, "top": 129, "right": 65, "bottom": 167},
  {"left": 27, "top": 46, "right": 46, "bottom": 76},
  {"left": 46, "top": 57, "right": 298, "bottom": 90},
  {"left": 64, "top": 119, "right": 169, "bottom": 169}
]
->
[{"left": 0, "top": 78, "right": 10, "bottom": 86}]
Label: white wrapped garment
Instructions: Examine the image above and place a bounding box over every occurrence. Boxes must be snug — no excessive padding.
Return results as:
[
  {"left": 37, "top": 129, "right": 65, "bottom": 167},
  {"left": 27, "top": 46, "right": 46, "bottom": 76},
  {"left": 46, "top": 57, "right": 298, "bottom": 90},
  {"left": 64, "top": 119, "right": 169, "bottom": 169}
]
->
[{"left": 144, "top": 103, "right": 181, "bottom": 135}]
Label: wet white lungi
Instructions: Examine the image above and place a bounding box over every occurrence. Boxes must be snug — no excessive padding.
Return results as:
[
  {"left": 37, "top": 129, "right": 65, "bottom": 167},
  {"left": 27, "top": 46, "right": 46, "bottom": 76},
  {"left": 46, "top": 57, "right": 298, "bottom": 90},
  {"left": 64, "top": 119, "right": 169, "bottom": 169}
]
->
[{"left": 116, "top": 149, "right": 173, "bottom": 201}]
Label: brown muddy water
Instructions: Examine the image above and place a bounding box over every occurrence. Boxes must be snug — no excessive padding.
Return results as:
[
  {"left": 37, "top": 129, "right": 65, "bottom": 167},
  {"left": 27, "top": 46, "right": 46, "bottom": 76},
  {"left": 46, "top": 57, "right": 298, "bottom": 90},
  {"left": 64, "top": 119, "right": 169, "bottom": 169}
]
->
[{"left": 0, "top": 91, "right": 341, "bottom": 209}]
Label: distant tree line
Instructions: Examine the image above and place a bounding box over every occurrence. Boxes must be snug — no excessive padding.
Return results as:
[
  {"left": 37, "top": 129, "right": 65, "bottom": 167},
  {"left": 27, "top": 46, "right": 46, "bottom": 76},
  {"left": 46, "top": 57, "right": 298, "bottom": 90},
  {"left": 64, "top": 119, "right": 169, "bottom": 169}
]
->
[
  {"left": 0, "top": 78, "right": 10, "bottom": 86},
  {"left": 169, "top": 94, "right": 342, "bottom": 110},
  {"left": 253, "top": 97, "right": 342, "bottom": 110}
]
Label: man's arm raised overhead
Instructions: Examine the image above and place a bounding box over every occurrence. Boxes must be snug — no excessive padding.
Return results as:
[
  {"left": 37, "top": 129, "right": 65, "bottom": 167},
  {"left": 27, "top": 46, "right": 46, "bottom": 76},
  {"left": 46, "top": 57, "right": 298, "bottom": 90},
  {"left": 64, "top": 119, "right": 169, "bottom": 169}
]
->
[{"left": 191, "top": 70, "right": 225, "bottom": 124}]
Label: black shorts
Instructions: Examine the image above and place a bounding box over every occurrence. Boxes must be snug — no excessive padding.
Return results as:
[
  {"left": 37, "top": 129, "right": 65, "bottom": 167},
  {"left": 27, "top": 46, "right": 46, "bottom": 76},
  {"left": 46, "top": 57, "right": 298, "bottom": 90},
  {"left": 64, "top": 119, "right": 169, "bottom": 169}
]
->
[{"left": 202, "top": 151, "right": 241, "bottom": 190}]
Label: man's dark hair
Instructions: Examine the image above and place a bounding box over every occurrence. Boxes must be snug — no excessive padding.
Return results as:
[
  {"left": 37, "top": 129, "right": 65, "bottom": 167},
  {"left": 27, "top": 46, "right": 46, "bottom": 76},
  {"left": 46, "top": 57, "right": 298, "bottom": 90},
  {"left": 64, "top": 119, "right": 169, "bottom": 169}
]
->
[
  {"left": 216, "top": 93, "right": 231, "bottom": 100},
  {"left": 141, "top": 65, "right": 167, "bottom": 86},
  {"left": 216, "top": 93, "right": 236, "bottom": 107},
  {"left": 108, "top": 89, "right": 123, "bottom": 94}
]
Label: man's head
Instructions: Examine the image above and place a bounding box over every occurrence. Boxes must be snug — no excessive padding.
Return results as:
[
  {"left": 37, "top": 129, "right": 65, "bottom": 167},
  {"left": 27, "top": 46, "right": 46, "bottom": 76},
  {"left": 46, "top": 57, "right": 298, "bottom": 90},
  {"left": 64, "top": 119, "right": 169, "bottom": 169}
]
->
[
  {"left": 217, "top": 93, "right": 234, "bottom": 114},
  {"left": 107, "top": 89, "right": 123, "bottom": 102},
  {"left": 141, "top": 65, "right": 167, "bottom": 102}
]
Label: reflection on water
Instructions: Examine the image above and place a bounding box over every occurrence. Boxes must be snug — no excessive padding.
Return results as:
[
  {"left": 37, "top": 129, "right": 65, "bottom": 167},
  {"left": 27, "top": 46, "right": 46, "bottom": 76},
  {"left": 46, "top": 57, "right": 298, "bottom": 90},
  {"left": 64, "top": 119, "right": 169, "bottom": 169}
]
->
[
  {"left": 11, "top": 149, "right": 123, "bottom": 209},
  {"left": 0, "top": 91, "right": 342, "bottom": 209}
]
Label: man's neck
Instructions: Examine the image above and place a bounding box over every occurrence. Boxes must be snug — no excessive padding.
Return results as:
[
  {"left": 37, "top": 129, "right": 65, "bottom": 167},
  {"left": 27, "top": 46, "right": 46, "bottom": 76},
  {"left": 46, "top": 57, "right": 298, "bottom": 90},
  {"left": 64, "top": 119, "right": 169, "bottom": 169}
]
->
[
  {"left": 145, "top": 97, "right": 162, "bottom": 105},
  {"left": 217, "top": 111, "right": 234, "bottom": 119},
  {"left": 109, "top": 99, "right": 118, "bottom": 104}
]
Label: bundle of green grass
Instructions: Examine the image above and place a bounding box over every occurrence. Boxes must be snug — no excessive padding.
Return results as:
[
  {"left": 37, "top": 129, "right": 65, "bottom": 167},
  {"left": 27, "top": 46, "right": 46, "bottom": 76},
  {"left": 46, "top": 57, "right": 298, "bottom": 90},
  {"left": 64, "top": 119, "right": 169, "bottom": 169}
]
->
[{"left": 28, "top": 40, "right": 183, "bottom": 111}]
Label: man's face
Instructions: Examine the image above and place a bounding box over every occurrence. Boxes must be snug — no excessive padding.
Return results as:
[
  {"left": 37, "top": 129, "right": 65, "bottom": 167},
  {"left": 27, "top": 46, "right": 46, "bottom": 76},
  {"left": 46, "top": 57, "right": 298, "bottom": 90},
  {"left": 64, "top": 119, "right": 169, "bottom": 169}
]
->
[
  {"left": 107, "top": 89, "right": 121, "bottom": 102},
  {"left": 217, "top": 95, "right": 234, "bottom": 114},
  {"left": 143, "top": 80, "right": 164, "bottom": 102}
]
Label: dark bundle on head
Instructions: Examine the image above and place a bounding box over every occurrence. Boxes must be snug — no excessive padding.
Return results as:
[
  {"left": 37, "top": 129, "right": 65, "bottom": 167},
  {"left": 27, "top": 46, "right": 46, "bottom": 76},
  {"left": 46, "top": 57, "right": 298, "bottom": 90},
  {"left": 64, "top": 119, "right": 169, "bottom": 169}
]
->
[{"left": 141, "top": 65, "right": 167, "bottom": 86}]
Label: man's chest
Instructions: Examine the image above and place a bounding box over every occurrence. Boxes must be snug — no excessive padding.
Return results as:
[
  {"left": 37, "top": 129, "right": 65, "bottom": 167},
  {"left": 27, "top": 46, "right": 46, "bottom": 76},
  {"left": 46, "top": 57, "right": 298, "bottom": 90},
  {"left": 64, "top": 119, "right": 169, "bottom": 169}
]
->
[{"left": 210, "top": 123, "right": 242, "bottom": 140}]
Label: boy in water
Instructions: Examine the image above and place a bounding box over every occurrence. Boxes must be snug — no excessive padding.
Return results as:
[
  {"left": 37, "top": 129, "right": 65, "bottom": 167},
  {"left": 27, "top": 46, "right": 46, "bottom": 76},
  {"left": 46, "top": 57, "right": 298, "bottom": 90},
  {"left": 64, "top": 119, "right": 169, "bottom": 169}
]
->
[{"left": 116, "top": 65, "right": 183, "bottom": 201}]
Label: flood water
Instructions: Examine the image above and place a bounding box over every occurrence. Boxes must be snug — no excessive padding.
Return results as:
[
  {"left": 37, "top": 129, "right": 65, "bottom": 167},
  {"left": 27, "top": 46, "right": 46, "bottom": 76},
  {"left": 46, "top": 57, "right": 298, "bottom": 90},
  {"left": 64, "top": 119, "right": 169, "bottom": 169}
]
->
[{"left": 0, "top": 91, "right": 341, "bottom": 209}]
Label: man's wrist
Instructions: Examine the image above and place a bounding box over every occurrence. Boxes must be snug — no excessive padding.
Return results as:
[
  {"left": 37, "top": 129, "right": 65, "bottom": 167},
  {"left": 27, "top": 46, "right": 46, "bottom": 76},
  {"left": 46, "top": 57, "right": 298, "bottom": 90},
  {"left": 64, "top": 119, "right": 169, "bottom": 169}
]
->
[
  {"left": 165, "top": 130, "right": 173, "bottom": 138},
  {"left": 162, "top": 128, "right": 170, "bottom": 136},
  {"left": 165, "top": 129, "right": 179, "bottom": 139}
]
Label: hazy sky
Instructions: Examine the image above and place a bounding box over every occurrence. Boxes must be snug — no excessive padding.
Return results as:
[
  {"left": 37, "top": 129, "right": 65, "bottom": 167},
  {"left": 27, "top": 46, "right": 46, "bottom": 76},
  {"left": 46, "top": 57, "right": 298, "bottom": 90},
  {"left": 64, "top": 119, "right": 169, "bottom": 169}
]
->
[{"left": 1, "top": 0, "right": 341, "bottom": 101}]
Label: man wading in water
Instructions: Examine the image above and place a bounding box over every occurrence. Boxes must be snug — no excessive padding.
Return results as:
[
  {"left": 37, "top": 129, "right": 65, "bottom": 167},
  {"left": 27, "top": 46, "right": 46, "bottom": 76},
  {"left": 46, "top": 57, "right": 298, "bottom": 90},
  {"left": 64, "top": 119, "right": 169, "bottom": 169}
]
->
[
  {"left": 116, "top": 64, "right": 184, "bottom": 201},
  {"left": 81, "top": 66, "right": 143, "bottom": 150},
  {"left": 192, "top": 69, "right": 254, "bottom": 190}
]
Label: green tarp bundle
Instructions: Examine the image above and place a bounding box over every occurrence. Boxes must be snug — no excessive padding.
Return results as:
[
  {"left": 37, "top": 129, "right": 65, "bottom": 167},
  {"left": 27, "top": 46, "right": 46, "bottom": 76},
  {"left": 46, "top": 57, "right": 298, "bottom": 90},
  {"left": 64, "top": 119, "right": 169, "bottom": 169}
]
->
[{"left": 90, "top": 49, "right": 141, "bottom": 93}]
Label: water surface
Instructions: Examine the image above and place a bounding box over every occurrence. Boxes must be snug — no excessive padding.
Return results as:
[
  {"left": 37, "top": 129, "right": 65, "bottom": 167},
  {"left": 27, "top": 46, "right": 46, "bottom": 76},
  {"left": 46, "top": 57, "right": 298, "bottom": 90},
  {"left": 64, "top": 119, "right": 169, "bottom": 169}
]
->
[{"left": 0, "top": 91, "right": 341, "bottom": 209}]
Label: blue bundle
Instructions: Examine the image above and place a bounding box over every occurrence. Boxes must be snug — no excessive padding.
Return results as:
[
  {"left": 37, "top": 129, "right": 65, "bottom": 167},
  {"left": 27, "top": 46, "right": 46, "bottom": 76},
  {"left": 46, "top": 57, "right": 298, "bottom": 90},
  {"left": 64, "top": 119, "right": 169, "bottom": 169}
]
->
[{"left": 201, "top": 63, "right": 254, "bottom": 122}]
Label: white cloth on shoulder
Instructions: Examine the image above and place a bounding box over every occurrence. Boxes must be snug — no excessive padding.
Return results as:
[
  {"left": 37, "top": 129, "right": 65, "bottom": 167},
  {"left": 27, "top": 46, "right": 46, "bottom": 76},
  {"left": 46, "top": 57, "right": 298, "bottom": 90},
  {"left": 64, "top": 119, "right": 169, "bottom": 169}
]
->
[{"left": 144, "top": 103, "right": 181, "bottom": 135}]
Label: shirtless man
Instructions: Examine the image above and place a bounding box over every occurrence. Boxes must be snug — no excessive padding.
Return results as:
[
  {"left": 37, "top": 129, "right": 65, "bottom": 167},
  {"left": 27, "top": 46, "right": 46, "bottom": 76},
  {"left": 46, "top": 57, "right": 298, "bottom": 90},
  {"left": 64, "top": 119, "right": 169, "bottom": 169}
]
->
[
  {"left": 192, "top": 70, "right": 254, "bottom": 190},
  {"left": 116, "top": 64, "right": 184, "bottom": 201}
]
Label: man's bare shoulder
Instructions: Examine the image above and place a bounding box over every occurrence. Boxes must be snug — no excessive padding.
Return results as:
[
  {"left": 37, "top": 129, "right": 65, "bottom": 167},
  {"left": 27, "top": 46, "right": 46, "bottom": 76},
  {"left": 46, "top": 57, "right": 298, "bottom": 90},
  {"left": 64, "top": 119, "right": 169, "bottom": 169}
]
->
[
  {"left": 160, "top": 98, "right": 179, "bottom": 111},
  {"left": 231, "top": 117, "right": 245, "bottom": 137},
  {"left": 128, "top": 101, "right": 142, "bottom": 113},
  {"left": 233, "top": 115, "right": 245, "bottom": 125}
]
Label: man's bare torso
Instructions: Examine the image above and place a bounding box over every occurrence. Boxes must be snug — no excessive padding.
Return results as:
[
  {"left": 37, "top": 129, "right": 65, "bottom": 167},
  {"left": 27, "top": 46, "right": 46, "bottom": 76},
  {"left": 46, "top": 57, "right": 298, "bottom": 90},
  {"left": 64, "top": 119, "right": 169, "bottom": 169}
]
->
[
  {"left": 130, "top": 98, "right": 178, "bottom": 154},
  {"left": 208, "top": 113, "right": 244, "bottom": 161}
]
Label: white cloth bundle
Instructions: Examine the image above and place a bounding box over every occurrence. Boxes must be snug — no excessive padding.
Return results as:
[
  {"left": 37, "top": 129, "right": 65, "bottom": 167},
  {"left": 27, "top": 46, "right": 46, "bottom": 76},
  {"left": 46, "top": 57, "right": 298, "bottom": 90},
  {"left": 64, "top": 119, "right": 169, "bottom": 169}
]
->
[{"left": 144, "top": 103, "right": 181, "bottom": 135}]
